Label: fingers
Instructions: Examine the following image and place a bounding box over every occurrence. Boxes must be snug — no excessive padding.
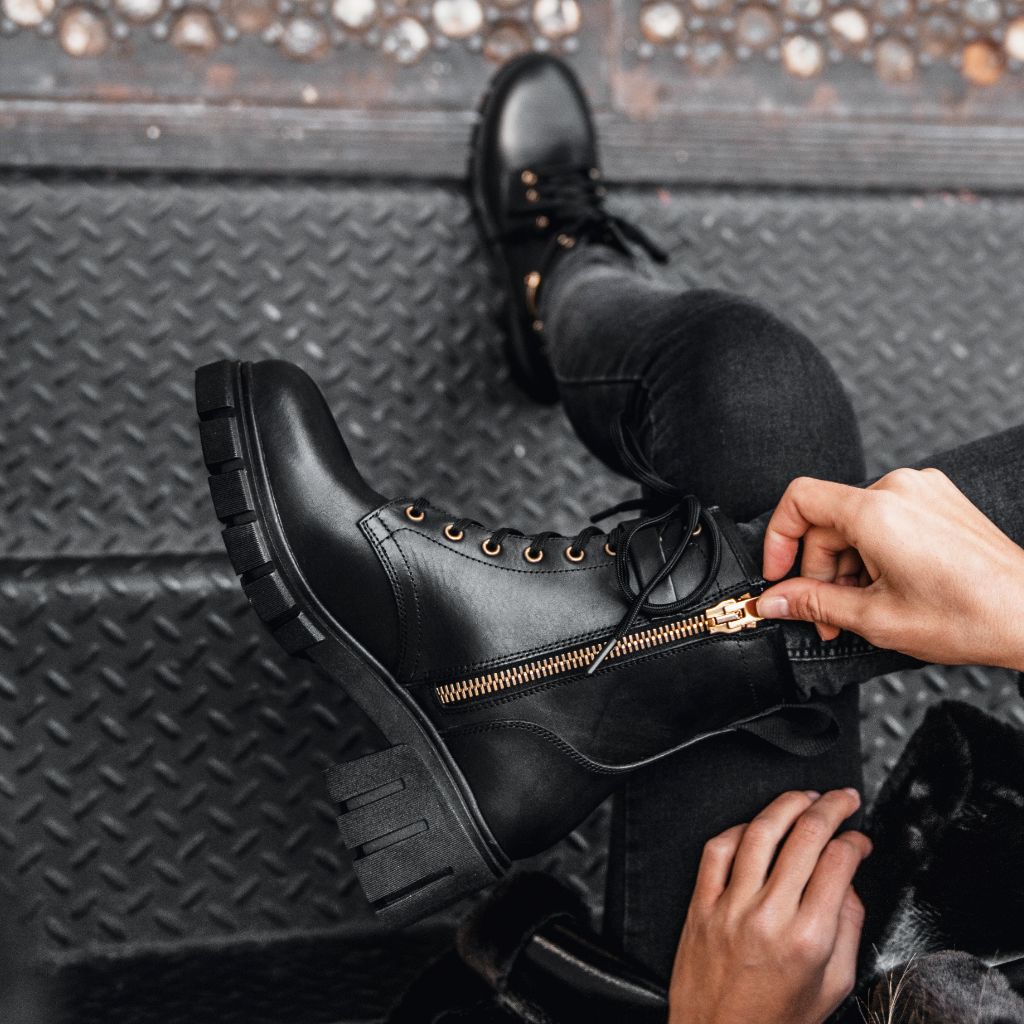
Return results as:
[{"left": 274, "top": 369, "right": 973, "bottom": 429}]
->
[
  {"left": 819, "top": 888, "right": 866, "bottom": 1010},
  {"left": 800, "top": 831, "right": 872, "bottom": 921},
  {"left": 691, "top": 824, "right": 746, "bottom": 909},
  {"left": 762, "top": 478, "right": 864, "bottom": 582},
  {"left": 756, "top": 577, "right": 874, "bottom": 638},
  {"left": 798, "top": 532, "right": 866, "bottom": 641},
  {"left": 726, "top": 791, "right": 820, "bottom": 897},
  {"left": 764, "top": 789, "right": 863, "bottom": 904}
]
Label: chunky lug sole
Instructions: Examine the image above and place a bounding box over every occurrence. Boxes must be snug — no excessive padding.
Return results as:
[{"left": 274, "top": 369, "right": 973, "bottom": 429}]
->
[
  {"left": 469, "top": 54, "right": 562, "bottom": 406},
  {"left": 195, "top": 360, "right": 507, "bottom": 926}
]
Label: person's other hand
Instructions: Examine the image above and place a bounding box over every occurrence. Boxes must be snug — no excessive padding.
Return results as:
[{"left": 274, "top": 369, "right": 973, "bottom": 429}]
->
[
  {"left": 756, "top": 468, "right": 1024, "bottom": 670},
  {"left": 669, "top": 789, "right": 870, "bottom": 1024}
]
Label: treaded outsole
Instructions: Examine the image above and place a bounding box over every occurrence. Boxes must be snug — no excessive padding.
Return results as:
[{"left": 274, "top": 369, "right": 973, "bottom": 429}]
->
[
  {"left": 196, "top": 361, "right": 326, "bottom": 657},
  {"left": 194, "top": 359, "right": 504, "bottom": 926}
]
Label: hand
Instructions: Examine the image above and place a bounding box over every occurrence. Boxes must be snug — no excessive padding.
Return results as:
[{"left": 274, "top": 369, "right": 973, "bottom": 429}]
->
[
  {"left": 669, "top": 789, "right": 870, "bottom": 1024},
  {"left": 756, "top": 468, "right": 1024, "bottom": 670}
]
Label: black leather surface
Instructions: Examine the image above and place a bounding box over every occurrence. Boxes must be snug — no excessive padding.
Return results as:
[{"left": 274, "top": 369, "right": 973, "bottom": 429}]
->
[
  {"left": 246, "top": 360, "right": 400, "bottom": 670},
  {"left": 361, "top": 501, "right": 750, "bottom": 685},
  {"left": 240, "top": 357, "right": 792, "bottom": 859},
  {"left": 519, "top": 921, "right": 667, "bottom": 1022},
  {"left": 477, "top": 54, "right": 597, "bottom": 242}
]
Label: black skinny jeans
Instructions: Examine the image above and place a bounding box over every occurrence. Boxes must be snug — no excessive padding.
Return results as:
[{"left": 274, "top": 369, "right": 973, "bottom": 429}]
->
[{"left": 541, "top": 246, "right": 1024, "bottom": 980}]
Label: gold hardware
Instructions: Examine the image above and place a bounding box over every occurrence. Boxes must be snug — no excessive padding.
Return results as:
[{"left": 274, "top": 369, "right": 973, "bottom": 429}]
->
[
  {"left": 535, "top": 214, "right": 550, "bottom": 229},
  {"left": 444, "top": 524, "right": 465, "bottom": 542},
  {"left": 521, "top": 169, "right": 538, "bottom": 186},
  {"left": 524, "top": 546, "right": 545, "bottom": 564},
  {"left": 435, "top": 589, "right": 763, "bottom": 706},
  {"left": 705, "top": 594, "right": 763, "bottom": 635},
  {"left": 532, "top": 319, "right": 544, "bottom": 332},
  {"left": 557, "top": 233, "right": 575, "bottom": 249},
  {"left": 526, "top": 188, "right": 539, "bottom": 202},
  {"left": 481, "top": 538, "right": 502, "bottom": 557},
  {"left": 589, "top": 167, "right": 601, "bottom": 180},
  {"left": 405, "top": 505, "right": 425, "bottom": 522},
  {"left": 604, "top": 542, "right": 616, "bottom": 557},
  {"left": 564, "top": 546, "right": 585, "bottom": 563},
  {"left": 692, "top": 523, "right": 702, "bottom": 536},
  {"left": 524, "top": 270, "right": 541, "bottom": 317}
]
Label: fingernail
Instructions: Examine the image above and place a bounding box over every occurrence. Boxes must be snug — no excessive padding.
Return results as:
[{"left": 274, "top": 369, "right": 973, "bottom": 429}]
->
[
  {"left": 843, "top": 787, "right": 861, "bottom": 802},
  {"left": 804, "top": 790, "right": 821, "bottom": 800},
  {"left": 758, "top": 596, "right": 789, "bottom": 618}
]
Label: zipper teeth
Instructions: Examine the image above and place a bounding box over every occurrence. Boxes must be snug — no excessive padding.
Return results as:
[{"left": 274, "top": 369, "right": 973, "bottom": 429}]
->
[{"left": 435, "top": 611, "right": 708, "bottom": 706}]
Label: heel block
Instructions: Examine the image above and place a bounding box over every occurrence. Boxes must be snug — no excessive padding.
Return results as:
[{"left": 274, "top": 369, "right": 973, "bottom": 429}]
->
[{"left": 327, "top": 744, "right": 500, "bottom": 926}]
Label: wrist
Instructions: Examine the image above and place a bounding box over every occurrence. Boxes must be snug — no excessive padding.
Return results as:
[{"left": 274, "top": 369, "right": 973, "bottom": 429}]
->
[{"left": 988, "top": 552, "right": 1024, "bottom": 671}]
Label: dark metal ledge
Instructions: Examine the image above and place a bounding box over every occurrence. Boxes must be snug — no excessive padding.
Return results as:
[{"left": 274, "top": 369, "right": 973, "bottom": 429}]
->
[{"left": 6, "top": 100, "right": 1024, "bottom": 190}]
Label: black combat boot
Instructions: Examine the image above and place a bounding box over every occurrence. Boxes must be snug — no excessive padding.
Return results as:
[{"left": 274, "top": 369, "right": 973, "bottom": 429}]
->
[
  {"left": 470, "top": 53, "right": 666, "bottom": 403},
  {"left": 195, "top": 359, "right": 796, "bottom": 926}
]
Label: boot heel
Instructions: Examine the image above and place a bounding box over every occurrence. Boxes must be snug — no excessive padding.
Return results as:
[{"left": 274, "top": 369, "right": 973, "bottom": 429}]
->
[{"left": 327, "top": 744, "right": 502, "bottom": 926}]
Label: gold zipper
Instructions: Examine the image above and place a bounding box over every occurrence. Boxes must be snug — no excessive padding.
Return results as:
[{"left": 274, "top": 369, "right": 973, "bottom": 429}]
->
[{"left": 435, "top": 593, "right": 763, "bottom": 706}]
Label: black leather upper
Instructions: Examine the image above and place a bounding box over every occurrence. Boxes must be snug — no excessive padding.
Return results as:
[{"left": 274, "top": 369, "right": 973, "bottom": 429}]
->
[
  {"left": 245, "top": 360, "right": 400, "bottom": 668},
  {"left": 477, "top": 53, "right": 597, "bottom": 235},
  {"left": 472, "top": 54, "right": 602, "bottom": 402},
  {"left": 245, "top": 359, "right": 796, "bottom": 859}
]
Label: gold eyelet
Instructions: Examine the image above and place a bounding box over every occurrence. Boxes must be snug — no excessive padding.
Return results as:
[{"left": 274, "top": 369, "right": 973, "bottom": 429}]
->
[
  {"left": 564, "top": 546, "right": 585, "bottom": 563},
  {"left": 535, "top": 214, "right": 550, "bottom": 229},
  {"left": 692, "top": 523, "right": 702, "bottom": 537},
  {"left": 481, "top": 538, "right": 502, "bottom": 557},
  {"left": 444, "top": 524, "right": 465, "bottom": 542},
  {"left": 604, "top": 542, "right": 616, "bottom": 557},
  {"left": 524, "top": 547, "right": 544, "bottom": 564},
  {"left": 532, "top": 320, "right": 544, "bottom": 332},
  {"left": 589, "top": 167, "right": 601, "bottom": 180},
  {"left": 557, "top": 233, "right": 575, "bottom": 249},
  {"left": 405, "top": 505, "right": 425, "bottom": 522},
  {"left": 526, "top": 188, "right": 539, "bottom": 202},
  {"left": 521, "top": 169, "right": 538, "bottom": 186}
]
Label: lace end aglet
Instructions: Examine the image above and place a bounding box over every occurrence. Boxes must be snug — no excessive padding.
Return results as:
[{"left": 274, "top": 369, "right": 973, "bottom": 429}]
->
[{"left": 587, "top": 637, "right": 617, "bottom": 676}]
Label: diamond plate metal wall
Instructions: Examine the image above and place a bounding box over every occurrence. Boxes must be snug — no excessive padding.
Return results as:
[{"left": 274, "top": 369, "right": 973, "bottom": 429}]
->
[{"left": 3, "top": 174, "right": 1024, "bottom": 962}]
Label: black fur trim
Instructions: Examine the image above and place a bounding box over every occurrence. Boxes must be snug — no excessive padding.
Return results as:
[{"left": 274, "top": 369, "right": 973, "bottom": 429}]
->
[{"left": 857, "top": 700, "right": 1024, "bottom": 980}]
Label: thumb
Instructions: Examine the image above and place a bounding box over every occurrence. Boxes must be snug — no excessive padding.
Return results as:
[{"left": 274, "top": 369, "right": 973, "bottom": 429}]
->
[{"left": 757, "top": 577, "right": 872, "bottom": 635}]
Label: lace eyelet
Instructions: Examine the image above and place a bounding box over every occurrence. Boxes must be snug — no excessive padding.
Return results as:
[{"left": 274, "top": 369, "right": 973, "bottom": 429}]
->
[
  {"left": 535, "top": 215, "right": 550, "bottom": 230},
  {"left": 557, "top": 233, "right": 576, "bottom": 249},
  {"left": 481, "top": 538, "right": 502, "bottom": 557},
  {"left": 564, "top": 546, "right": 585, "bottom": 563},
  {"left": 604, "top": 542, "right": 616, "bottom": 557},
  {"left": 524, "top": 547, "right": 544, "bottom": 564},
  {"left": 405, "top": 505, "right": 425, "bottom": 522},
  {"left": 444, "top": 524, "right": 465, "bottom": 542},
  {"left": 526, "top": 188, "right": 539, "bottom": 203},
  {"left": 521, "top": 169, "right": 538, "bottom": 186}
]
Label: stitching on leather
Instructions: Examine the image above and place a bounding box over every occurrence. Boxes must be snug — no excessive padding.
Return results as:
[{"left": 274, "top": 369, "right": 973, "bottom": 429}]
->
[
  {"left": 386, "top": 531, "right": 424, "bottom": 679},
  {"left": 788, "top": 647, "right": 879, "bottom": 662},
  {"left": 435, "top": 629, "right": 777, "bottom": 713},
  {"left": 358, "top": 511, "right": 410, "bottom": 675},
  {"left": 444, "top": 719, "right": 622, "bottom": 776}
]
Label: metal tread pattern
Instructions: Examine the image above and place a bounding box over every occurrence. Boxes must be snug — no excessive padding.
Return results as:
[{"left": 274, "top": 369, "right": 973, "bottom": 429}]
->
[{"left": 2, "top": 174, "right": 1023, "bottom": 954}]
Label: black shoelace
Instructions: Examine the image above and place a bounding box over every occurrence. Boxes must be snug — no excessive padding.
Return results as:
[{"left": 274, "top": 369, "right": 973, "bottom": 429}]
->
[
  {"left": 504, "top": 164, "right": 669, "bottom": 272},
  {"left": 405, "top": 417, "right": 721, "bottom": 677}
]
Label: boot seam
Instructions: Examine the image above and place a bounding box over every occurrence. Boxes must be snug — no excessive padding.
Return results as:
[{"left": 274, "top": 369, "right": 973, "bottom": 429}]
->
[{"left": 361, "top": 509, "right": 422, "bottom": 680}]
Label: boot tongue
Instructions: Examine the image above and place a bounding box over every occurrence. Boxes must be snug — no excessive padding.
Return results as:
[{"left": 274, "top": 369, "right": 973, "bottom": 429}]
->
[{"left": 625, "top": 518, "right": 714, "bottom": 613}]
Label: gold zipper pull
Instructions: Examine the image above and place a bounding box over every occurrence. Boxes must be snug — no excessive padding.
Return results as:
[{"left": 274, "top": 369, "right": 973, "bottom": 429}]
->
[{"left": 705, "top": 593, "right": 763, "bottom": 634}]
